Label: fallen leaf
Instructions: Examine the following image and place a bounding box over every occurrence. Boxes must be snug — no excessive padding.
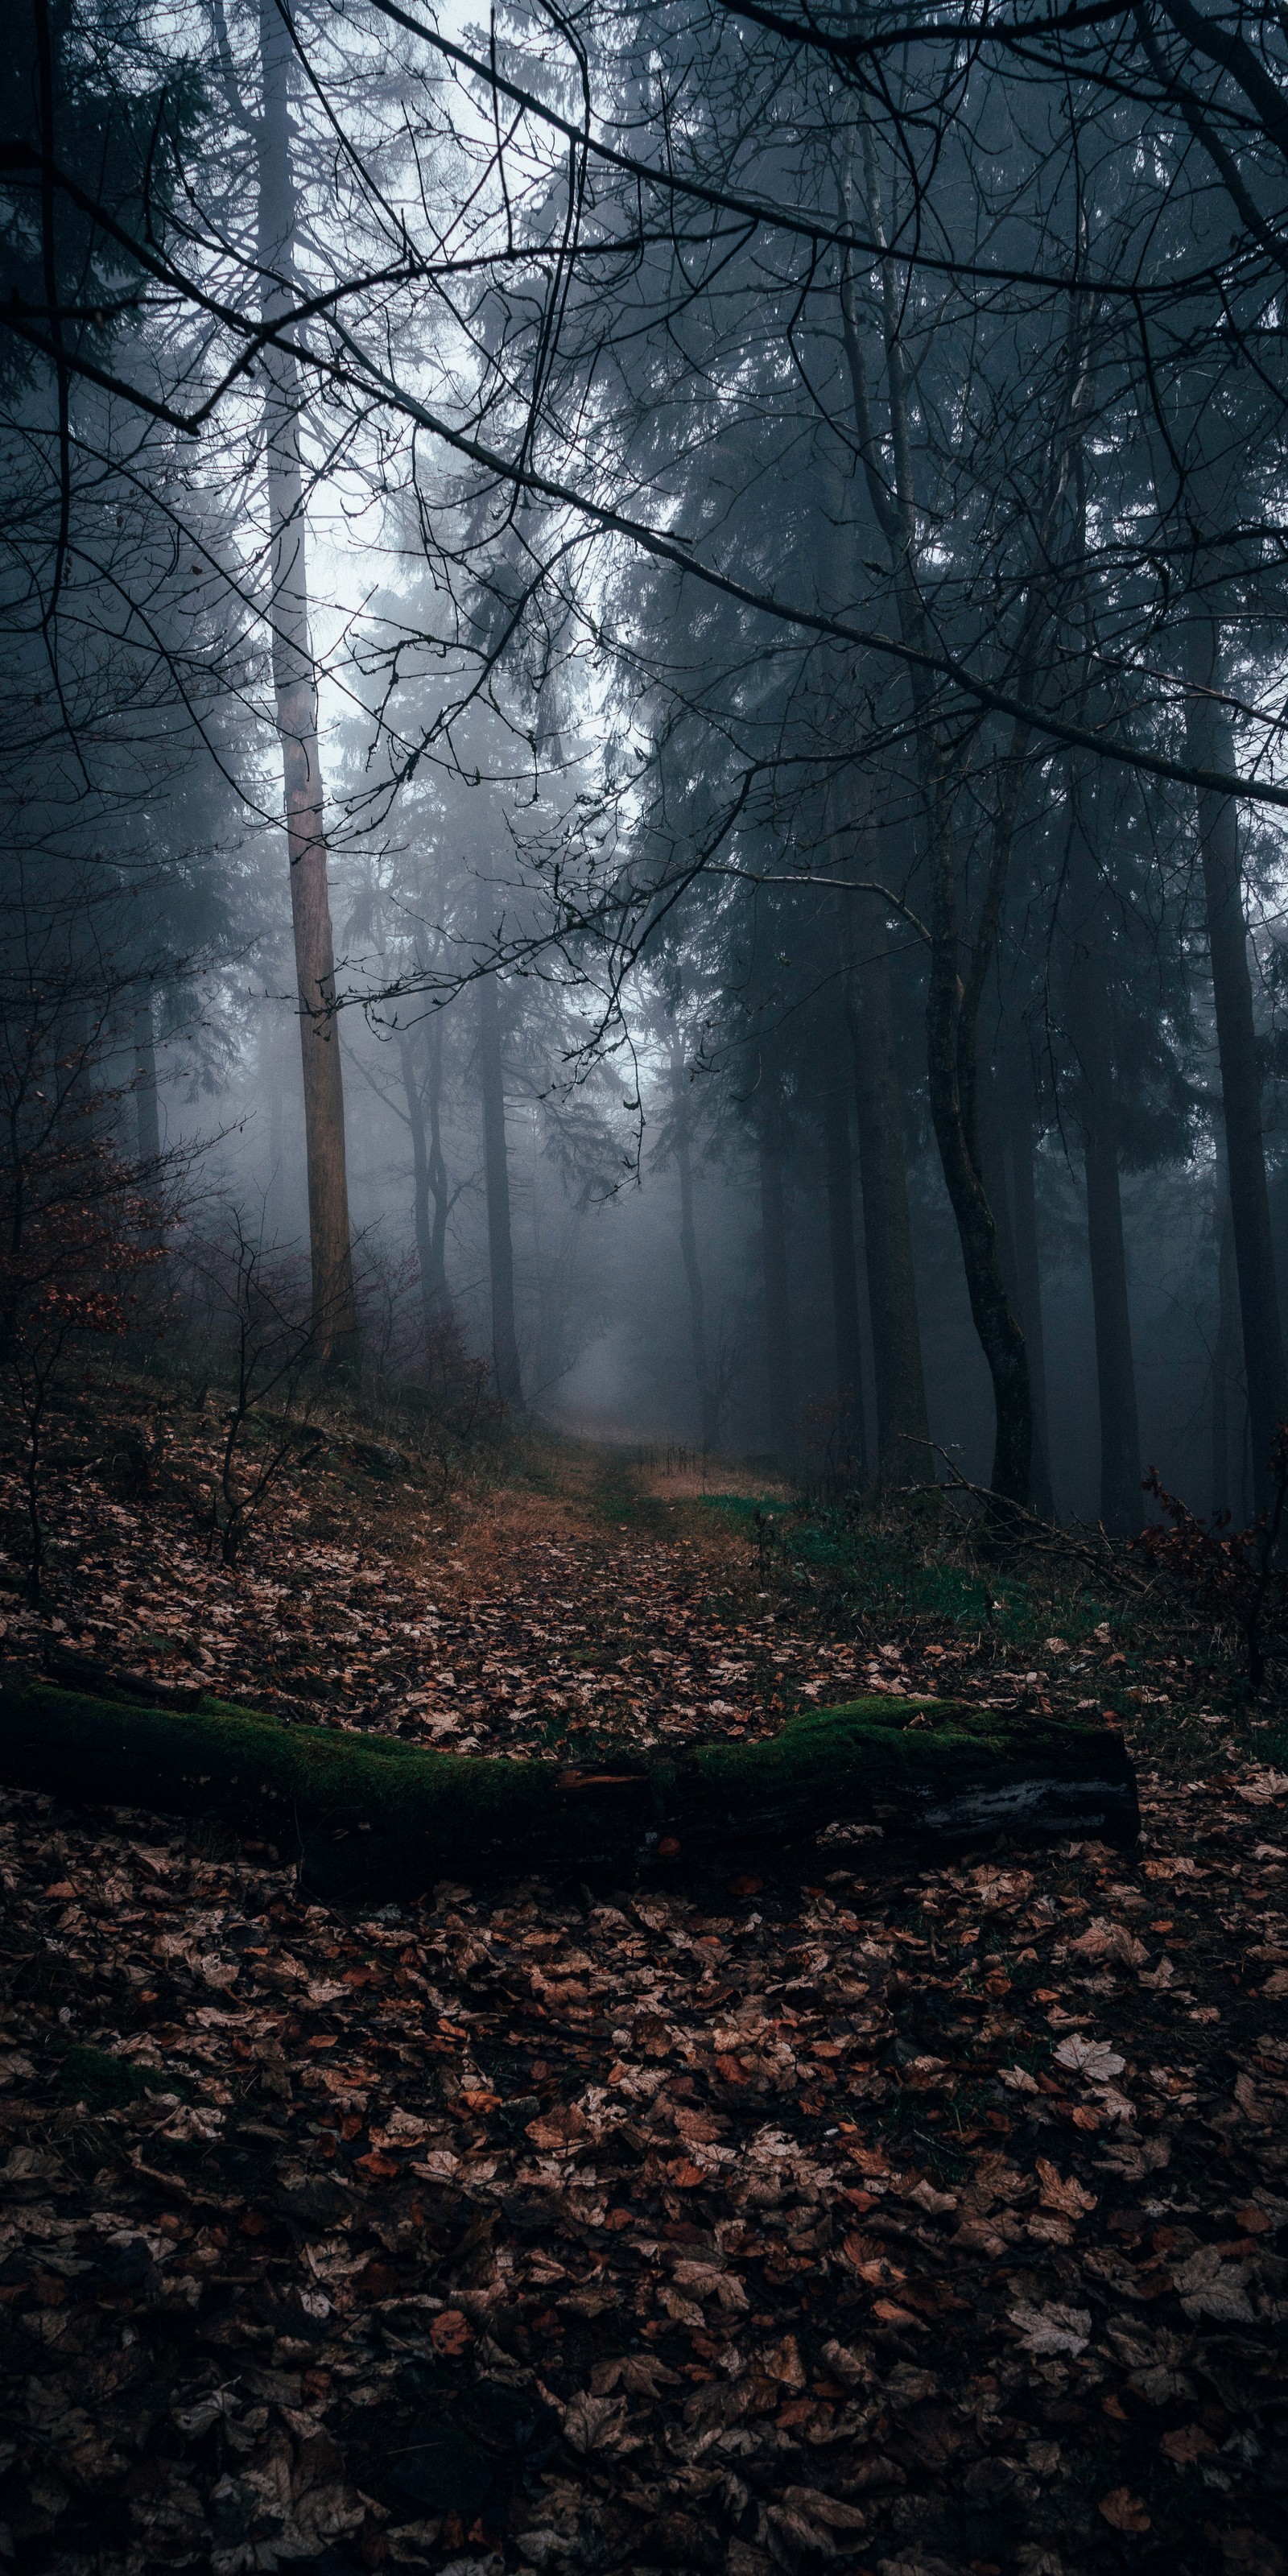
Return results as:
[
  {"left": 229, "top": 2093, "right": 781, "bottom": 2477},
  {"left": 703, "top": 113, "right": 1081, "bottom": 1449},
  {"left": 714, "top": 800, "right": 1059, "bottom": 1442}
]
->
[{"left": 1099, "top": 2487, "right": 1151, "bottom": 2533}]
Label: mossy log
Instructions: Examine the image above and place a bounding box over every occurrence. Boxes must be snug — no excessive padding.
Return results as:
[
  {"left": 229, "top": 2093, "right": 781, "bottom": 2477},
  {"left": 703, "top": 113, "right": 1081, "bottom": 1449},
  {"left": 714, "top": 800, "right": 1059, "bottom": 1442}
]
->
[{"left": 0, "top": 1678, "right": 1138, "bottom": 1888}]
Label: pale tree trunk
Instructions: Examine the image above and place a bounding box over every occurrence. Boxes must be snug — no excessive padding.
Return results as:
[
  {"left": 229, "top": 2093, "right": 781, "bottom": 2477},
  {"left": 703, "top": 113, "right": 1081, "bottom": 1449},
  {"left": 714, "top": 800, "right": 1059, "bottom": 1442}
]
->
[
  {"left": 478, "top": 964, "right": 522, "bottom": 1409},
  {"left": 1187, "top": 610, "right": 1287, "bottom": 1499},
  {"left": 257, "top": 0, "right": 357, "bottom": 1364},
  {"left": 821, "top": 1052, "right": 868, "bottom": 1481},
  {"left": 843, "top": 897, "right": 929, "bottom": 1485},
  {"left": 757, "top": 1080, "right": 795, "bottom": 1472},
  {"left": 669, "top": 1047, "right": 720, "bottom": 1453}
]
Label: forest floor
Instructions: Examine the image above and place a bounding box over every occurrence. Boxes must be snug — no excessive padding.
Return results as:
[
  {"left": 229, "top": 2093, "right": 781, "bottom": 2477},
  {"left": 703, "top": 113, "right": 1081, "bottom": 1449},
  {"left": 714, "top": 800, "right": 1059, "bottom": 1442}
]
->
[{"left": 1, "top": 1393, "right": 1287, "bottom": 2576}]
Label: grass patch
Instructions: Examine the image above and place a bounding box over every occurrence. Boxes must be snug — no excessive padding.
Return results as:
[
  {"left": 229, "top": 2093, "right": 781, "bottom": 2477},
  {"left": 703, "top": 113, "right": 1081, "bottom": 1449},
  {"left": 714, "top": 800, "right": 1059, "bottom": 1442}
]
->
[
  {"left": 56, "top": 2044, "right": 155, "bottom": 2111},
  {"left": 705, "top": 1495, "right": 1125, "bottom": 1652}
]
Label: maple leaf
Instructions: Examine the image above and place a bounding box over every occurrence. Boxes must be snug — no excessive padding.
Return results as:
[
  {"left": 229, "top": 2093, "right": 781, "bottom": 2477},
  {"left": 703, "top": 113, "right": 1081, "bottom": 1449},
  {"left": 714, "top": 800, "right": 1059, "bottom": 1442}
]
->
[
  {"left": 1053, "top": 2035, "right": 1125, "bottom": 2083},
  {"left": 1036, "top": 2158, "right": 1096, "bottom": 2219},
  {"left": 1007, "top": 2301, "right": 1092, "bottom": 2357},
  {"left": 1099, "top": 2487, "right": 1151, "bottom": 2533},
  {"left": 1161, "top": 2424, "right": 1217, "bottom": 2466}
]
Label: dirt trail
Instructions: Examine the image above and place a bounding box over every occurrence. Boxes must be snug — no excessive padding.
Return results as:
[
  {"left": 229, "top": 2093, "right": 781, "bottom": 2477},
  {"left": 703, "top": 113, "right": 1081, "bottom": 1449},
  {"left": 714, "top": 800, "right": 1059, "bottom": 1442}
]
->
[{"left": 0, "top": 1429, "right": 1121, "bottom": 1763}]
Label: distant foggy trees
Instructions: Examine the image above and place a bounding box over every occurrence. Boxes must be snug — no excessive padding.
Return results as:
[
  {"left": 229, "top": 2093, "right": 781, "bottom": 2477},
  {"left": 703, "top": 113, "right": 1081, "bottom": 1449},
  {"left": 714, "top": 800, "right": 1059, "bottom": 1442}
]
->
[{"left": 9, "top": 0, "right": 1288, "bottom": 1519}]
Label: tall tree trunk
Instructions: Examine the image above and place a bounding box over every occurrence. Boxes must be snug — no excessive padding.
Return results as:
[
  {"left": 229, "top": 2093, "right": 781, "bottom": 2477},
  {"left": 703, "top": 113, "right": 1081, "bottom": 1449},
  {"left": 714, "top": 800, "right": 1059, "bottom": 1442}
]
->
[
  {"left": 257, "top": 0, "right": 357, "bottom": 1364},
  {"left": 1084, "top": 1123, "right": 1141, "bottom": 1534},
  {"left": 822, "top": 1058, "right": 867, "bottom": 1482},
  {"left": 1003, "top": 1074, "right": 1055, "bottom": 1518},
  {"left": 758, "top": 1081, "right": 795, "bottom": 1472},
  {"left": 844, "top": 900, "right": 929, "bottom": 1485},
  {"left": 478, "top": 964, "right": 522, "bottom": 1409},
  {"left": 398, "top": 1019, "right": 451, "bottom": 1357},
  {"left": 1187, "top": 611, "right": 1288, "bottom": 1497},
  {"left": 838, "top": 130, "right": 1034, "bottom": 1503},
  {"left": 133, "top": 994, "right": 159, "bottom": 1170},
  {"left": 1063, "top": 783, "right": 1141, "bottom": 1534},
  {"left": 671, "top": 1053, "right": 719, "bottom": 1453},
  {"left": 977, "top": 1046, "right": 1055, "bottom": 1518},
  {"left": 1212, "top": 1166, "right": 1240, "bottom": 1514}
]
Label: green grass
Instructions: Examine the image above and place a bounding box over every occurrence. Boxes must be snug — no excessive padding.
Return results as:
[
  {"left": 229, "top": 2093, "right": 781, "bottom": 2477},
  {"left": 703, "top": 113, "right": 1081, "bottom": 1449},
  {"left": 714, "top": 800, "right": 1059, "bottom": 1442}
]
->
[
  {"left": 56, "top": 2044, "right": 155, "bottom": 2111},
  {"left": 699, "top": 1494, "right": 1125, "bottom": 1655}
]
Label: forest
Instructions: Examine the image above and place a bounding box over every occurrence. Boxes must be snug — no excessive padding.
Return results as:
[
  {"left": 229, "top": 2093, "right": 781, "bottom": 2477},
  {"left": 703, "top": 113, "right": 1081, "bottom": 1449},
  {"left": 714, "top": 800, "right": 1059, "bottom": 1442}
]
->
[{"left": 4, "top": 0, "right": 1288, "bottom": 2573}]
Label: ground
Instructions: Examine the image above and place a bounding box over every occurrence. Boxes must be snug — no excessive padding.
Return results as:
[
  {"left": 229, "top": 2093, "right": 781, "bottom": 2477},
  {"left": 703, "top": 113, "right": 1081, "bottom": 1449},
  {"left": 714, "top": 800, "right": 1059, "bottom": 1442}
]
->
[{"left": 0, "top": 1414, "right": 1286, "bottom": 2576}]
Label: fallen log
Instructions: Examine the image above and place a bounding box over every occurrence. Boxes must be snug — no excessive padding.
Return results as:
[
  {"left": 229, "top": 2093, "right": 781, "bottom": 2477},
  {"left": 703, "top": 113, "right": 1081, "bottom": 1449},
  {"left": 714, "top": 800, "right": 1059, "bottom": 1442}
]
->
[{"left": 0, "top": 1678, "right": 1138, "bottom": 1886}]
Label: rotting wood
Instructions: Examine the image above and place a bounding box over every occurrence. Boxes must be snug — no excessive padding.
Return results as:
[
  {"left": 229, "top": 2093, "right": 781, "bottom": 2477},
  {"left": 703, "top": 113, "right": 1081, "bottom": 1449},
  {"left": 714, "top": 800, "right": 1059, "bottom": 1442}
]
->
[{"left": 0, "top": 1679, "right": 1139, "bottom": 1889}]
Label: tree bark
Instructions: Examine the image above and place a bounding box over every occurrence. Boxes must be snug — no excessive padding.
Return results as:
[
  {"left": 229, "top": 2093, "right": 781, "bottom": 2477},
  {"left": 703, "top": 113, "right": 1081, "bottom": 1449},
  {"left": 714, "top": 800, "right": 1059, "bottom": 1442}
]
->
[
  {"left": 257, "top": 0, "right": 357, "bottom": 1365},
  {"left": 1212, "top": 1164, "right": 1240, "bottom": 1514},
  {"left": 1084, "top": 1121, "right": 1141, "bottom": 1534},
  {"left": 1062, "top": 782, "right": 1141, "bottom": 1534},
  {"left": 478, "top": 964, "right": 522, "bottom": 1409},
  {"left": 398, "top": 1018, "right": 452, "bottom": 1356},
  {"left": 844, "top": 898, "right": 929, "bottom": 1485},
  {"left": 757, "top": 1079, "right": 796, "bottom": 1471},
  {"left": 837, "top": 122, "right": 1034, "bottom": 1505},
  {"left": 1002, "top": 1072, "right": 1055, "bottom": 1519},
  {"left": 822, "top": 1055, "right": 868, "bottom": 1481},
  {"left": 670, "top": 1051, "right": 720, "bottom": 1453},
  {"left": 133, "top": 995, "right": 159, "bottom": 1171},
  {"left": 1187, "top": 612, "right": 1288, "bottom": 1498}
]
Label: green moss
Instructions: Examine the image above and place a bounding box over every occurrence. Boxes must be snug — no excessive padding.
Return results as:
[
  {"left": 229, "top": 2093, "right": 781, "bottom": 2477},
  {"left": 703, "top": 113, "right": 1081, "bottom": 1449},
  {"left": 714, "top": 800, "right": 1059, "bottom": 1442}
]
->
[
  {"left": 56, "top": 2045, "right": 155, "bottom": 2110},
  {"left": 0, "top": 1678, "right": 1135, "bottom": 1884}
]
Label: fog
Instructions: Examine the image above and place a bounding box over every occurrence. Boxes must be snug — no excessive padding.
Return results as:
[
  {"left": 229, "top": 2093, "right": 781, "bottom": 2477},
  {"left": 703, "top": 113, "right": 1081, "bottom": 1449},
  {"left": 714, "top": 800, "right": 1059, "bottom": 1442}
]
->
[{"left": 6, "top": 0, "right": 1288, "bottom": 1538}]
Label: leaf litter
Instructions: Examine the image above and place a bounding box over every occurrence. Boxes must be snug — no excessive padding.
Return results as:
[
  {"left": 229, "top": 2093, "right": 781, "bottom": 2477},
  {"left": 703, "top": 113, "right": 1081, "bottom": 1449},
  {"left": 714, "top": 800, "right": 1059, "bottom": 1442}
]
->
[{"left": 1, "top": 1456, "right": 1288, "bottom": 2571}]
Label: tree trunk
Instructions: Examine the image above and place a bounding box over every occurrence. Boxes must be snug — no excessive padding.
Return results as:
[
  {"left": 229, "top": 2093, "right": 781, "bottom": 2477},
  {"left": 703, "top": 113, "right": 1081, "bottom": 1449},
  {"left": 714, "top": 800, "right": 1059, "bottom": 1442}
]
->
[
  {"left": 478, "top": 964, "right": 522, "bottom": 1409},
  {"left": 398, "top": 1019, "right": 452, "bottom": 1358},
  {"left": 822, "top": 1059, "right": 867, "bottom": 1481},
  {"left": 257, "top": 0, "right": 357, "bottom": 1366},
  {"left": 844, "top": 900, "right": 929, "bottom": 1486},
  {"left": 1187, "top": 612, "right": 1288, "bottom": 1498},
  {"left": 133, "top": 995, "right": 159, "bottom": 1171},
  {"left": 1212, "top": 1166, "right": 1241, "bottom": 1513},
  {"left": 1062, "top": 790, "right": 1141, "bottom": 1535},
  {"left": 836, "top": 121, "right": 1033, "bottom": 1506},
  {"left": 671, "top": 1054, "right": 719, "bottom": 1453},
  {"left": 977, "top": 1046, "right": 1055, "bottom": 1518},
  {"left": 758, "top": 1081, "right": 795, "bottom": 1472},
  {"left": 1003, "top": 1075, "right": 1055, "bottom": 1519},
  {"left": 1084, "top": 1122, "right": 1142, "bottom": 1534}
]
